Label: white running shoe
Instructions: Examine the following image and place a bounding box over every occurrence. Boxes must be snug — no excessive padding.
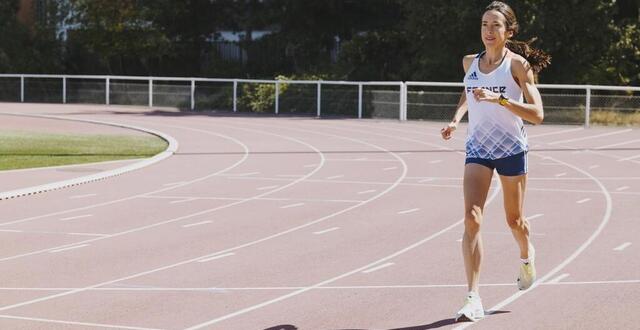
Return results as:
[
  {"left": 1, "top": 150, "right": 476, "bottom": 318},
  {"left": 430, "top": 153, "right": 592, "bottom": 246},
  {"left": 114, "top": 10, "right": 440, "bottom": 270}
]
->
[
  {"left": 517, "top": 243, "right": 537, "bottom": 290},
  {"left": 455, "top": 291, "right": 485, "bottom": 322}
]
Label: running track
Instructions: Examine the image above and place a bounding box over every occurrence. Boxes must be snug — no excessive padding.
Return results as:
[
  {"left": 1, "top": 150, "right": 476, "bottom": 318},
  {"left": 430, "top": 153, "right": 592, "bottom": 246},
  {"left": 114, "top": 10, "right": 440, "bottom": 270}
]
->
[{"left": 0, "top": 103, "right": 638, "bottom": 330}]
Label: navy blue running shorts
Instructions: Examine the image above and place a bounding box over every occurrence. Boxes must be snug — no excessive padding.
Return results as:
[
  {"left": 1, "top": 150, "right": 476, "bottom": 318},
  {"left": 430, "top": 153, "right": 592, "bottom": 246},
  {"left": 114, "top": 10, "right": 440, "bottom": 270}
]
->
[{"left": 465, "top": 151, "right": 528, "bottom": 176}]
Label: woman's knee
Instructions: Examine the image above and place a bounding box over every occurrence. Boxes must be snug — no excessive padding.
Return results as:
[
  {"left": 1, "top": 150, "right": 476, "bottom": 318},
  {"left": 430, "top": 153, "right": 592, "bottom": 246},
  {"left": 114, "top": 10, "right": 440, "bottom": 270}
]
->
[
  {"left": 464, "top": 205, "right": 483, "bottom": 234},
  {"left": 506, "top": 214, "right": 526, "bottom": 230}
]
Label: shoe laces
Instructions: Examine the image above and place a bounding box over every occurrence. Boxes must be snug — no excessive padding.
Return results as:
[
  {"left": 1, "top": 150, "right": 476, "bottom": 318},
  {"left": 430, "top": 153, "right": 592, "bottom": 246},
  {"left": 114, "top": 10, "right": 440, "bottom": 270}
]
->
[
  {"left": 464, "top": 294, "right": 480, "bottom": 306},
  {"left": 522, "top": 263, "right": 534, "bottom": 276}
]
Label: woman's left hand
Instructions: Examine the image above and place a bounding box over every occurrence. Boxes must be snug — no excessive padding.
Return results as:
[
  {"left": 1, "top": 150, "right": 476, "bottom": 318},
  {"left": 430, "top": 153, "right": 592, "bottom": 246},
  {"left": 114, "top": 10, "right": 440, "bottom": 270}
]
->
[{"left": 472, "top": 88, "right": 500, "bottom": 103}]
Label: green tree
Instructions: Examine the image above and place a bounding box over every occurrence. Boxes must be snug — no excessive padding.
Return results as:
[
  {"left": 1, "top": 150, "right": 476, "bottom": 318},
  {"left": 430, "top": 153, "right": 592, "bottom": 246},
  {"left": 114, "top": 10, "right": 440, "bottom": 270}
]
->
[
  {"left": 0, "top": 0, "right": 65, "bottom": 73},
  {"left": 68, "top": 0, "right": 170, "bottom": 74}
]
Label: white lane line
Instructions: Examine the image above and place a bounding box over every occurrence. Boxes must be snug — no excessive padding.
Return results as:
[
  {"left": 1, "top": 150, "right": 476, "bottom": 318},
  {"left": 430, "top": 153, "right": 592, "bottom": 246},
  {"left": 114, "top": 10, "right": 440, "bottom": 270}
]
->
[
  {"left": 163, "top": 181, "right": 186, "bottom": 186},
  {"left": 49, "top": 244, "right": 89, "bottom": 254},
  {"left": 0, "top": 314, "right": 161, "bottom": 330},
  {"left": 197, "top": 253, "right": 235, "bottom": 263},
  {"left": 170, "top": 198, "right": 197, "bottom": 204},
  {"left": 182, "top": 221, "right": 212, "bottom": 228},
  {"left": 357, "top": 189, "right": 377, "bottom": 195},
  {"left": 547, "top": 273, "right": 570, "bottom": 284},
  {"left": 429, "top": 160, "right": 443, "bottom": 164},
  {"left": 0, "top": 229, "right": 105, "bottom": 237},
  {"left": 281, "top": 203, "right": 305, "bottom": 209},
  {"left": 595, "top": 138, "right": 640, "bottom": 149},
  {"left": 483, "top": 231, "right": 546, "bottom": 237},
  {"left": 326, "top": 175, "right": 345, "bottom": 180},
  {"left": 147, "top": 196, "right": 363, "bottom": 204},
  {"left": 555, "top": 172, "right": 567, "bottom": 177},
  {"left": 59, "top": 214, "right": 93, "bottom": 222},
  {"left": 527, "top": 214, "right": 544, "bottom": 221},
  {"left": 618, "top": 154, "right": 640, "bottom": 162},
  {"left": 277, "top": 174, "right": 303, "bottom": 178},
  {"left": 589, "top": 165, "right": 600, "bottom": 169},
  {"left": 456, "top": 238, "right": 462, "bottom": 242},
  {"left": 262, "top": 197, "right": 362, "bottom": 203},
  {"left": 69, "top": 194, "right": 97, "bottom": 199},
  {"left": 68, "top": 232, "right": 109, "bottom": 237},
  {"left": 549, "top": 129, "right": 632, "bottom": 145},
  {"left": 545, "top": 279, "right": 640, "bottom": 286},
  {"left": 313, "top": 227, "right": 340, "bottom": 235},
  {"left": 528, "top": 126, "right": 584, "bottom": 138},
  {"left": 383, "top": 166, "right": 398, "bottom": 171},
  {"left": 355, "top": 158, "right": 368, "bottom": 161},
  {"left": 613, "top": 242, "right": 632, "bottom": 251},
  {"left": 616, "top": 186, "right": 630, "bottom": 192},
  {"left": 231, "top": 172, "right": 260, "bottom": 177},
  {"left": 362, "top": 263, "right": 395, "bottom": 274},
  {"left": 257, "top": 185, "right": 279, "bottom": 191},
  {"left": 576, "top": 198, "right": 591, "bottom": 204},
  {"left": 419, "top": 178, "right": 434, "bottom": 183},
  {"left": 303, "top": 164, "right": 318, "bottom": 168},
  {"left": 397, "top": 208, "right": 420, "bottom": 215}
]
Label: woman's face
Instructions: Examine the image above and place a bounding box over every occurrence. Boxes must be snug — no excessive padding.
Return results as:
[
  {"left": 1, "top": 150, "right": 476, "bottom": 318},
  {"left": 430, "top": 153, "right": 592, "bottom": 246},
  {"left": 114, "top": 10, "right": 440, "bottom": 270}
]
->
[{"left": 481, "top": 10, "right": 513, "bottom": 48}]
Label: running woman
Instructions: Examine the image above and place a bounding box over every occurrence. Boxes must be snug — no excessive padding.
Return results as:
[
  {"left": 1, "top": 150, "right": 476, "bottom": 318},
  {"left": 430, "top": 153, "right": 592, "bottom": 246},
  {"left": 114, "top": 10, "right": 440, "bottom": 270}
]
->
[{"left": 440, "top": 1, "right": 551, "bottom": 322}]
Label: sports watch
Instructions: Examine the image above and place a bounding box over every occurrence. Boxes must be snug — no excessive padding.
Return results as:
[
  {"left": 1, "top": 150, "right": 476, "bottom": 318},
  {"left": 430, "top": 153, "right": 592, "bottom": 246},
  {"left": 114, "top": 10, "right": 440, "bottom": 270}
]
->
[{"left": 498, "top": 94, "right": 509, "bottom": 106}]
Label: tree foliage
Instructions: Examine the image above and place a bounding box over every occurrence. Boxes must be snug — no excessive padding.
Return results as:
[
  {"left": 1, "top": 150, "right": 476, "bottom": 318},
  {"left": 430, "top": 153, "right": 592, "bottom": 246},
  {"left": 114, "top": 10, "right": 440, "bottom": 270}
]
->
[
  {"left": 3, "top": 0, "right": 639, "bottom": 85},
  {"left": 0, "top": 0, "right": 64, "bottom": 73}
]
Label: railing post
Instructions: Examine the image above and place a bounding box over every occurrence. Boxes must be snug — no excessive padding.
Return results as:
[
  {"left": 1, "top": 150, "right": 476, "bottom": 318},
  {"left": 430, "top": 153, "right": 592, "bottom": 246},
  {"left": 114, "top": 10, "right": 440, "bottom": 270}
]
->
[
  {"left": 233, "top": 79, "right": 238, "bottom": 112},
  {"left": 62, "top": 76, "right": 67, "bottom": 104},
  {"left": 398, "top": 82, "right": 404, "bottom": 121},
  {"left": 275, "top": 80, "right": 280, "bottom": 115},
  {"left": 585, "top": 86, "right": 591, "bottom": 128},
  {"left": 317, "top": 81, "right": 321, "bottom": 118},
  {"left": 148, "top": 78, "right": 153, "bottom": 107},
  {"left": 403, "top": 82, "right": 408, "bottom": 121},
  {"left": 276, "top": 80, "right": 280, "bottom": 115},
  {"left": 358, "top": 83, "right": 363, "bottom": 119},
  {"left": 191, "top": 79, "right": 195, "bottom": 110},
  {"left": 20, "top": 75, "right": 24, "bottom": 102},
  {"left": 106, "top": 77, "right": 110, "bottom": 105}
]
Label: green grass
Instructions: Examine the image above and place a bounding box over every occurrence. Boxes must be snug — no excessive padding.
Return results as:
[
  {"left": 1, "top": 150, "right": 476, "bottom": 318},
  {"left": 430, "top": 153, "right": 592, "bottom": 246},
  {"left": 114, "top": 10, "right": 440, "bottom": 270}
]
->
[{"left": 0, "top": 131, "right": 168, "bottom": 171}]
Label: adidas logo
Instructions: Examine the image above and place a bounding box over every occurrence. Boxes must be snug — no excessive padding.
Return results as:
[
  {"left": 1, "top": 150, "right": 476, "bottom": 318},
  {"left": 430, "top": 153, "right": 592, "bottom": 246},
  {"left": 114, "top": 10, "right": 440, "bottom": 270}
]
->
[{"left": 468, "top": 71, "right": 478, "bottom": 80}]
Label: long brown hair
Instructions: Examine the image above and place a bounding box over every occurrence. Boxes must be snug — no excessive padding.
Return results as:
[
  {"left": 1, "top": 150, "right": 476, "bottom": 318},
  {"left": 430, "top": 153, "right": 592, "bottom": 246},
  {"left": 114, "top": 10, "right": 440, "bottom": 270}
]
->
[{"left": 485, "top": 1, "right": 551, "bottom": 74}]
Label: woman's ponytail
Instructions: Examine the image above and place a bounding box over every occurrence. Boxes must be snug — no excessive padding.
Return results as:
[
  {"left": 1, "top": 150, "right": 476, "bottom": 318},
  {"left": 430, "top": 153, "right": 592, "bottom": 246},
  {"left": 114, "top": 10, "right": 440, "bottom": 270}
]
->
[{"left": 506, "top": 38, "right": 552, "bottom": 74}]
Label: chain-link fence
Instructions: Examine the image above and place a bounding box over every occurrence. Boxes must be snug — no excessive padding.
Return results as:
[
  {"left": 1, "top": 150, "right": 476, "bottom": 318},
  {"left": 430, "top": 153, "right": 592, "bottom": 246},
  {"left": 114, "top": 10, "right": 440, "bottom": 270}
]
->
[{"left": 590, "top": 89, "right": 640, "bottom": 126}]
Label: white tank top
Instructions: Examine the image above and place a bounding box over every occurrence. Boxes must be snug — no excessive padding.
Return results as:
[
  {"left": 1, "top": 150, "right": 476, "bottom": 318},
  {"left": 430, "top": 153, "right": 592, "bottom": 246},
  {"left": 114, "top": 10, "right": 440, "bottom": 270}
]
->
[{"left": 463, "top": 52, "right": 527, "bottom": 160}]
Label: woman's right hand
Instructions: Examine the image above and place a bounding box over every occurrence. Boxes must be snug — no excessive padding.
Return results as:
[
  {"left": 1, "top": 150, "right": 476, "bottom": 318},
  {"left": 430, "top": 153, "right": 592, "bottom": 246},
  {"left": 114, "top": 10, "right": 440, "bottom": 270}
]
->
[{"left": 441, "top": 122, "right": 457, "bottom": 140}]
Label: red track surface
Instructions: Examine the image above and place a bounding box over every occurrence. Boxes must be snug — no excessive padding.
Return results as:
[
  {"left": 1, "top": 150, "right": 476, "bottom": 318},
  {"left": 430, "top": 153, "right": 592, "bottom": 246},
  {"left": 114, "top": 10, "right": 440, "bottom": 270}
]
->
[{"left": 0, "top": 103, "right": 638, "bottom": 330}]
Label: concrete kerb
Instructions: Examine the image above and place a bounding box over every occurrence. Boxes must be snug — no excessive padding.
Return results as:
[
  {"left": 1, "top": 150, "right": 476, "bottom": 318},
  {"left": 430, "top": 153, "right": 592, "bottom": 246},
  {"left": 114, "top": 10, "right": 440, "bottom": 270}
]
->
[{"left": 0, "top": 112, "right": 178, "bottom": 200}]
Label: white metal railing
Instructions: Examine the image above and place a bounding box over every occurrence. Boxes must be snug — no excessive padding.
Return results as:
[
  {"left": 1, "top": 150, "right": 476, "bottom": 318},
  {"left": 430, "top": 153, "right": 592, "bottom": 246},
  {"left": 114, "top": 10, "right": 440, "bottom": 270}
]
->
[
  {"left": 1, "top": 74, "right": 639, "bottom": 126},
  {"left": 406, "top": 81, "right": 640, "bottom": 127}
]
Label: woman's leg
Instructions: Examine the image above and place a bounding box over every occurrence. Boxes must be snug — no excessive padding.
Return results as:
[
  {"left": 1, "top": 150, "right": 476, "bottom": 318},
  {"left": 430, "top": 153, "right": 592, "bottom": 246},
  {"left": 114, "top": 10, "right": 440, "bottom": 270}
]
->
[
  {"left": 462, "top": 163, "right": 494, "bottom": 293},
  {"left": 499, "top": 174, "right": 531, "bottom": 259}
]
